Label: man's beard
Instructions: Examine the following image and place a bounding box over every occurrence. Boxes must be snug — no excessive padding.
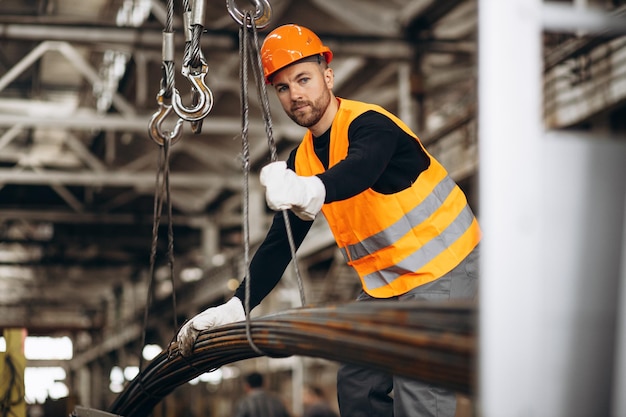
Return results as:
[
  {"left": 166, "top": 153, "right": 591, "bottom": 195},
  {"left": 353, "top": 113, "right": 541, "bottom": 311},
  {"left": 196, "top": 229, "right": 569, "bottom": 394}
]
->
[{"left": 288, "top": 88, "right": 331, "bottom": 128}]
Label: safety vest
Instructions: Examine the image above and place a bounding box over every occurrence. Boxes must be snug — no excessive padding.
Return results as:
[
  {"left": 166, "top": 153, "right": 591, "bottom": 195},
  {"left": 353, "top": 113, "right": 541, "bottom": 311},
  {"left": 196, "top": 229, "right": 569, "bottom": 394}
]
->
[{"left": 294, "top": 98, "right": 481, "bottom": 298}]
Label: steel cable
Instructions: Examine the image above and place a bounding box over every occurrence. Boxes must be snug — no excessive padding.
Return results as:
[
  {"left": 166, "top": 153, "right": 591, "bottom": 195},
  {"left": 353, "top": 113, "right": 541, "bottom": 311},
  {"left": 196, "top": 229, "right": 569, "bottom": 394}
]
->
[
  {"left": 237, "top": 11, "right": 265, "bottom": 357},
  {"left": 160, "top": 0, "right": 175, "bottom": 99},
  {"left": 109, "top": 301, "right": 476, "bottom": 417},
  {"left": 140, "top": 137, "right": 178, "bottom": 375},
  {"left": 237, "top": 10, "right": 306, "bottom": 358}
]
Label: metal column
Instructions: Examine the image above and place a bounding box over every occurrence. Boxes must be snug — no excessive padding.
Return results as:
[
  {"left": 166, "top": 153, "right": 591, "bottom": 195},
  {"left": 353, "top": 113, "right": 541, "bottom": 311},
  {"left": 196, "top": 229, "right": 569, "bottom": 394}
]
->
[{"left": 479, "top": 1, "right": 626, "bottom": 416}]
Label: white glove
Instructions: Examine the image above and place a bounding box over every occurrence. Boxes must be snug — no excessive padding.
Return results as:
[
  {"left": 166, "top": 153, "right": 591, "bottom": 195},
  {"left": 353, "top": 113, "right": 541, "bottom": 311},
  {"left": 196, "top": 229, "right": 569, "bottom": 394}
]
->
[
  {"left": 260, "top": 161, "right": 326, "bottom": 221},
  {"left": 176, "top": 297, "right": 245, "bottom": 356}
]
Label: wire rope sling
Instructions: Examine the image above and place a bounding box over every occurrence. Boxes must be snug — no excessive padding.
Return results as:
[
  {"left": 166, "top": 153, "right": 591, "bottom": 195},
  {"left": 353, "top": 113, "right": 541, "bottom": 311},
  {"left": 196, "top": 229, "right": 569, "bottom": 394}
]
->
[
  {"left": 141, "top": 0, "right": 217, "bottom": 377},
  {"left": 228, "top": 0, "right": 308, "bottom": 357},
  {"left": 142, "top": 0, "right": 307, "bottom": 366}
]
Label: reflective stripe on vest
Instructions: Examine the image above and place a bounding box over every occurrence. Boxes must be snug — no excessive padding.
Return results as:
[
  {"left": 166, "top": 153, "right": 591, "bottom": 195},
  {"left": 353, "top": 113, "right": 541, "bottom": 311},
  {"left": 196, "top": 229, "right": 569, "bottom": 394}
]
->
[
  {"left": 340, "top": 174, "right": 458, "bottom": 262},
  {"left": 359, "top": 202, "right": 476, "bottom": 291}
]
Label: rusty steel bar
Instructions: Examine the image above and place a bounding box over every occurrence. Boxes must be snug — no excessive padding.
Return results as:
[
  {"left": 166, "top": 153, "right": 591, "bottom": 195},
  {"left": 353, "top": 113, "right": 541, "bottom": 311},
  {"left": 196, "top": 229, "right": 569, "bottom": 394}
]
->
[{"left": 109, "top": 300, "right": 477, "bottom": 417}]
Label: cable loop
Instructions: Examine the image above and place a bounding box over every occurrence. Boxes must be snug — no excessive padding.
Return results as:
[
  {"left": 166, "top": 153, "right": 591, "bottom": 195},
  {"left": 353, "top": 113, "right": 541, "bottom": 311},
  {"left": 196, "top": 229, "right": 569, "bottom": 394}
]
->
[
  {"left": 148, "top": 90, "right": 184, "bottom": 146},
  {"left": 237, "top": 8, "right": 306, "bottom": 360},
  {"left": 227, "top": 0, "right": 272, "bottom": 28}
]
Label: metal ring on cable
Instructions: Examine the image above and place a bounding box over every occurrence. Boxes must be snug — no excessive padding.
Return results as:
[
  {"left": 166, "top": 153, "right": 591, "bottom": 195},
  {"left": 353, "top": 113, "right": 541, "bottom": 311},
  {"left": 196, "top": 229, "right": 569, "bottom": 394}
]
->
[
  {"left": 148, "top": 91, "right": 184, "bottom": 146},
  {"left": 226, "top": 0, "right": 272, "bottom": 28}
]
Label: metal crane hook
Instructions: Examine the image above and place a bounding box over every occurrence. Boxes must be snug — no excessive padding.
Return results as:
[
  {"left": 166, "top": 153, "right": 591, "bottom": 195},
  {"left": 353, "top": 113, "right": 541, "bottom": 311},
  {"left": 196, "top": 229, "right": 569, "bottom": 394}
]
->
[
  {"left": 171, "top": 64, "right": 214, "bottom": 122},
  {"left": 226, "top": 0, "right": 272, "bottom": 28},
  {"left": 148, "top": 91, "right": 184, "bottom": 146}
]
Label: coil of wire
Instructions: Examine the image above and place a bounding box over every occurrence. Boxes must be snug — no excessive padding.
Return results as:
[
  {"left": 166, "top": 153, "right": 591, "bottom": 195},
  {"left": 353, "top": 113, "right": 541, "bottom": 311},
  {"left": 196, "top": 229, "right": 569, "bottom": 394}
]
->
[{"left": 109, "top": 300, "right": 476, "bottom": 417}]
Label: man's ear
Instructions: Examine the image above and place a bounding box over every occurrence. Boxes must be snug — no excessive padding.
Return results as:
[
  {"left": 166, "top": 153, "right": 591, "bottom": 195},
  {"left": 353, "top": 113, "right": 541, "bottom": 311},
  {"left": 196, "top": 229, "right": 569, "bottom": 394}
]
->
[{"left": 324, "top": 67, "right": 334, "bottom": 89}]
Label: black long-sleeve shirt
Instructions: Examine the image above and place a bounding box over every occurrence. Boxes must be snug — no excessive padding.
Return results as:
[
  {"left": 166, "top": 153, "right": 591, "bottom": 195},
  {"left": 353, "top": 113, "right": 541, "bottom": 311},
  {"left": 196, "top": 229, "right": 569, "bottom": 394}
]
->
[{"left": 234, "top": 110, "right": 430, "bottom": 308}]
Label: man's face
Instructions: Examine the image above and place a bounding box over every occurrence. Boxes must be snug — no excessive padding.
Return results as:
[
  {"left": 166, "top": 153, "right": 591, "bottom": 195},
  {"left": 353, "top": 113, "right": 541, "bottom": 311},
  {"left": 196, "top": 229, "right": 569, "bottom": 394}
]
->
[{"left": 271, "top": 61, "right": 333, "bottom": 129}]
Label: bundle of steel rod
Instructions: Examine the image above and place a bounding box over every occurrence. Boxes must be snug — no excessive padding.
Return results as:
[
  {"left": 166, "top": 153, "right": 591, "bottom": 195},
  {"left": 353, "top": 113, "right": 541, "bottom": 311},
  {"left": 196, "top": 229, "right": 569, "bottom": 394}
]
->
[{"left": 109, "top": 300, "right": 476, "bottom": 417}]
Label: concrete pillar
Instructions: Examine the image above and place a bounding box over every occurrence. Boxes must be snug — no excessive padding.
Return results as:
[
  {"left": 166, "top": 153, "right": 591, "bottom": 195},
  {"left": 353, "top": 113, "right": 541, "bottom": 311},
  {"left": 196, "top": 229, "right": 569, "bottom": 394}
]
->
[{"left": 479, "top": 1, "right": 626, "bottom": 415}]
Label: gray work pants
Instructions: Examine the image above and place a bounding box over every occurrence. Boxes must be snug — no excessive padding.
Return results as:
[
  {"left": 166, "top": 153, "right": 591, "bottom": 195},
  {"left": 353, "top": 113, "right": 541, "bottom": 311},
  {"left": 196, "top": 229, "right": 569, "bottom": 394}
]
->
[{"left": 336, "top": 246, "right": 479, "bottom": 417}]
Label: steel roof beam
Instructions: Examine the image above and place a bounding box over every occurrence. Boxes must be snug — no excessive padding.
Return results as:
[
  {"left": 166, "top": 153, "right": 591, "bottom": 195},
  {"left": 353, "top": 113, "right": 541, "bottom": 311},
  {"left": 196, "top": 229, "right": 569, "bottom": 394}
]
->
[
  {"left": 0, "top": 111, "right": 262, "bottom": 134},
  {"left": 0, "top": 168, "right": 241, "bottom": 188},
  {"left": 0, "top": 23, "right": 414, "bottom": 59}
]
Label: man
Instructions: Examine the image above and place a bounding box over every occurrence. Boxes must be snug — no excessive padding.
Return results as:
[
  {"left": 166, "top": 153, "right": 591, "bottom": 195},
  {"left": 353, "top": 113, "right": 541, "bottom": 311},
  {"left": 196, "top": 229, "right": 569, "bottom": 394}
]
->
[
  {"left": 302, "top": 384, "right": 338, "bottom": 417},
  {"left": 177, "top": 24, "right": 481, "bottom": 417},
  {"left": 234, "top": 372, "right": 291, "bottom": 417}
]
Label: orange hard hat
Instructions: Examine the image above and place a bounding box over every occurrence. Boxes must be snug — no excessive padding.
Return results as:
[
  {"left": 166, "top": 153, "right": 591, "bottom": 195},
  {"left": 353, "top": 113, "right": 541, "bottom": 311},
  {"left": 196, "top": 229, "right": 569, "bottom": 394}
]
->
[{"left": 261, "top": 24, "right": 333, "bottom": 83}]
